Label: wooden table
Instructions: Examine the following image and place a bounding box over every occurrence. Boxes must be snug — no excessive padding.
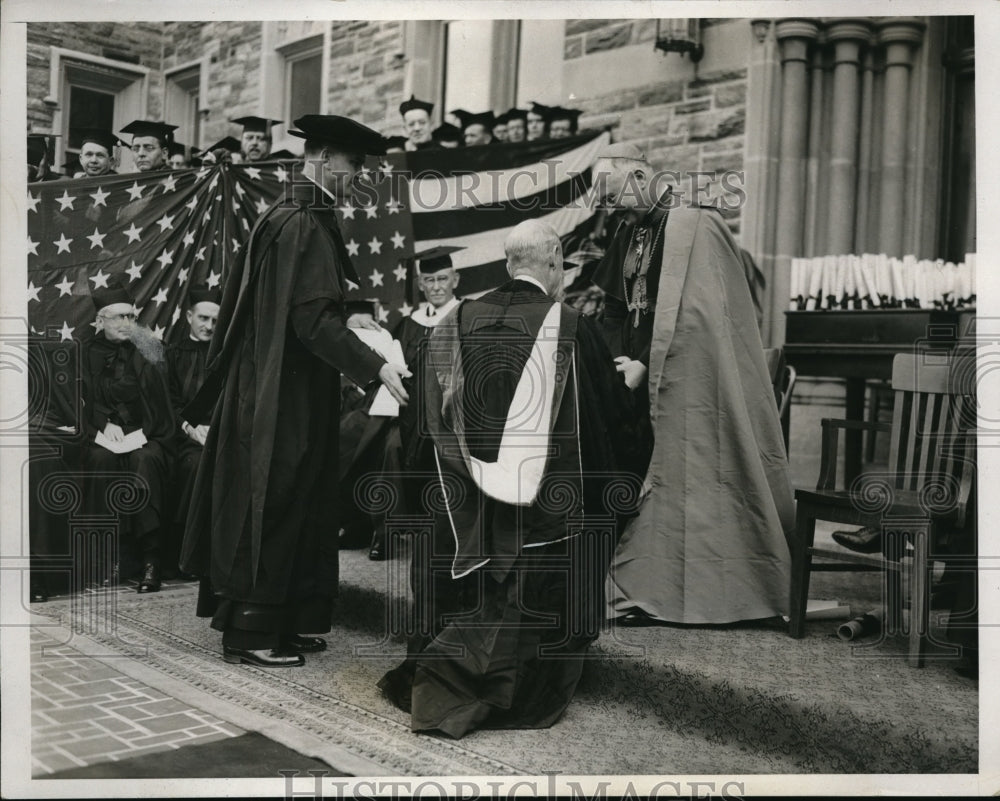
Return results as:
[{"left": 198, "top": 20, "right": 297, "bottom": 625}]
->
[{"left": 783, "top": 309, "right": 974, "bottom": 483}]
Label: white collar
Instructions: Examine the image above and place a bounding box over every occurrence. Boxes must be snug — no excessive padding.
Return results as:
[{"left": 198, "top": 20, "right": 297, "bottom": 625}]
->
[
  {"left": 410, "top": 296, "right": 460, "bottom": 327},
  {"left": 513, "top": 274, "right": 549, "bottom": 294}
]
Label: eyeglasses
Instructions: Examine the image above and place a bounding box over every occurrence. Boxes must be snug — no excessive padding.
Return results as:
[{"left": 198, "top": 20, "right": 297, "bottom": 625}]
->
[
  {"left": 131, "top": 144, "right": 162, "bottom": 154},
  {"left": 420, "top": 275, "right": 454, "bottom": 286},
  {"left": 99, "top": 312, "right": 136, "bottom": 323}
]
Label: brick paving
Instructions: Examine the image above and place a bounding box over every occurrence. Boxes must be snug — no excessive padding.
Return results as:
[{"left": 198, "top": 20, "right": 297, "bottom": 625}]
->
[{"left": 30, "top": 628, "right": 244, "bottom": 777}]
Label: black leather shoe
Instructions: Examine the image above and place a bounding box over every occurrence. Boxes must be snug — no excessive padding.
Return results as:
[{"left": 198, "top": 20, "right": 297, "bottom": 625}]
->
[
  {"left": 832, "top": 526, "right": 882, "bottom": 554},
  {"left": 137, "top": 564, "right": 161, "bottom": 594},
  {"left": 223, "top": 647, "right": 304, "bottom": 667},
  {"left": 102, "top": 563, "right": 121, "bottom": 588},
  {"left": 30, "top": 578, "right": 49, "bottom": 603},
  {"left": 281, "top": 634, "right": 327, "bottom": 653},
  {"left": 368, "top": 544, "right": 386, "bottom": 561}
]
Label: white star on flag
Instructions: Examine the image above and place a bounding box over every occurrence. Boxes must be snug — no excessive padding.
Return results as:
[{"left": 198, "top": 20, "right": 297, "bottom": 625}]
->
[
  {"left": 151, "top": 287, "right": 169, "bottom": 305},
  {"left": 232, "top": 200, "right": 241, "bottom": 213},
  {"left": 385, "top": 198, "right": 402, "bottom": 215},
  {"left": 89, "top": 186, "right": 110, "bottom": 207},
  {"left": 156, "top": 213, "right": 175, "bottom": 232},
  {"left": 346, "top": 279, "right": 359, "bottom": 291},
  {"left": 59, "top": 322, "right": 74, "bottom": 342},
  {"left": 391, "top": 231, "right": 406, "bottom": 249},
  {"left": 195, "top": 247, "right": 207, "bottom": 261},
  {"left": 380, "top": 161, "right": 394, "bottom": 176},
  {"left": 123, "top": 223, "right": 142, "bottom": 244},
  {"left": 242, "top": 217, "right": 250, "bottom": 231},
  {"left": 232, "top": 237, "right": 241, "bottom": 253},
  {"left": 196, "top": 167, "right": 210, "bottom": 181},
  {"left": 172, "top": 307, "right": 182, "bottom": 324},
  {"left": 55, "top": 276, "right": 74, "bottom": 297},
  {"left": 126, "top": 182, "right": 144, "bottom": 201},
  {"left": 27, "top": 193, "right": 40, "bottom": 213},
  {"left": 152, "top": 325, "right": 165, "bottom": 341},
  {"left": 185, "top": 196, "right": 199, "bottom": 213},
  {"left": 393, "top": 263, "right": 408, "bottom": 282},
  {"left": 340, "top": 204, "right": 356, "bottom": 220},
  {"left": 90, "top": 319, "right": 101, "bottom": 332},
  {"left": 255, "top": 197, "right": 271, "bottom": 214},
  {"left": 182, "top": 230, "right": 196, "bottom": 246},
  {"left": 207, "top": 270, "right": 221, "bottom": 288},
  {"left": 89, "top": 269, "right": 110, "bottom": 289},
  {"left": 27, "top": 282, "right": 41, "bottom": 303},
  {"left": 54, "top": 233, "right": 73, "bottom": 254},
  {"left": 273, "top": 166, "right": 289, "bottom": 183},
  {"left": 156, "top": 249, "right": 174, "bottom": 269},
  {"left": 245, "top": 166, "right": 262, "bottom": 181},
  {"left": 368, "top": 236, "right": 383, "bottom": 255},
  {"left": 359, "top": 167, "right": 371, "bottom": 181},
  {"left": 203, "top": 211, "right": 212, "bottom": 223},
  {"left": 178, "top": 267, "right": 190, "bottom": 283},
  {"left": 27, "top": 237, "right": 39, "bottom": 256},
  {"left": 160, "top": 174, "right": 178, "bottom": 193},
  {"left": 56, "top": 191, "right": 75, "bottom": 211},
  {"left": 86, "top": 227, "right": 107, "bottom": 249},
  {"left": 364, "top": 205, "right": 378, "bottom": 220},
  {"left": 377, "top": 306, "right": 390, "bottom": 324},
  {"left": 234, "top": 182, "right": 245, "bottom": 198},
  {"left": 398, "top": 301, "right": 413, "bottom": 317},
  {"left": 370, "top": 268, "right": 384, "bottom": 287},
  {"left": 346, "top": 239, "right": 360, "bottom": 257},
  {"left": 126, "top": 261, "right": 143, "bottom": 281}
]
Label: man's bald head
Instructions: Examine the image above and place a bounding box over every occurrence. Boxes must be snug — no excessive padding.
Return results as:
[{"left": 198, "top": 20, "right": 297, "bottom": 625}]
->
[{"left": 504, "top": 220, "right": 563, "bottom": 297}]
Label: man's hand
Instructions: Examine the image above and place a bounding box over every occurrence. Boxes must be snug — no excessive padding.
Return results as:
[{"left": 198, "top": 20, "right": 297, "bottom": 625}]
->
[
  {"left": 103, "top": 422, "right": 125, "bottom": 442},
  {"left": 347, "top": 313, "right": 380, "bottom": 331},
  {"left": 184, "top": 422, "right": 209, "bottom": 446},
  {"left": 378, "top": 362, "right": 412, "bottom": 406},
  {"left": 614, "top": 356, "right": 647, "bottom": 391}
]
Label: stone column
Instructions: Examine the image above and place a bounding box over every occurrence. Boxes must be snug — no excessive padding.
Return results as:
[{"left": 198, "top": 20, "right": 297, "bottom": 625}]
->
[
  {"left": 803, "top": 43, "right": 827, "bottom": 258},
  {"left": 826, "top": 19, "right": 874, "bottom": 255},
  {"left": 876, "top": 18, "right": 925, "bottom": 257},
  {"left": 771, "top": 18, "right": 820, "bottom": 345},
  {"left": 853, "top": 41, "right": 877, "bottom": 254}
]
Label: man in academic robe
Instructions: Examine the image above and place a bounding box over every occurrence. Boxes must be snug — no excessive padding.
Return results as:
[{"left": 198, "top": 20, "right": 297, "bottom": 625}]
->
[
  {"left": 180, "top": 114, "right": 410, "bottom": 668},
  {"left": 491, "top": 111, "right": 509, "bottom": 143},
  {"left": 164, "top": 286, "right": 220, "bottom": 576},
  {"left": 462, "top": 112, "right": 495, "bottom": 147},
  {"left": 591, "top": 143, "right": 795, "bottom": 625},
  {"left": 505, "top": 108, "right": 528, "bottom": 144},
  {"left": 232, "top": 116, "right": 282, "bottom": 162},
  {"left": 119, "top": 120, "right": 178, "bottom": 173},
  {"left": 379, "top": 220, "right": 642, "bottom": 738},
  {"left": 399, "top": 95, "right": 435, "bottom": 152},
  {"left": 81, "top": 280, "right": 176, "bottom": 593},
  {"left": 548, "top": 106, "right": 583, "bottom": 139},
  {"left": 431, "top": 123, "right": 462, "bottom": 149},
  {"left": 526, "top": 102, "right": 552, "bottom": 142}
]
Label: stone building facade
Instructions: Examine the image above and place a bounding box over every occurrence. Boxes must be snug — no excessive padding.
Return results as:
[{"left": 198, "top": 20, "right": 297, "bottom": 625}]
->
[{"left": 25, "top": 16, "right": 974, "bottom": 345}]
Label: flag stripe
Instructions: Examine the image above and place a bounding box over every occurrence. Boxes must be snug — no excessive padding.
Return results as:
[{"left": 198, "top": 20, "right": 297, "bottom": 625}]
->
[{"left": 407, "top": 132, "right": 608, "bottom": 212}]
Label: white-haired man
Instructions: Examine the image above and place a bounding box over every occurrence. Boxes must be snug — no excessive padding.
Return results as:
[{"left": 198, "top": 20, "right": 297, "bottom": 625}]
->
[
  {"left": 81, "top": 280, "right": 176, "bottom": 593},
  {"left": 591, "top": 143, "right": 794, "bottom": 626},
  {"left": 379, "top": 219, "right": 642, "bottom": 738}
]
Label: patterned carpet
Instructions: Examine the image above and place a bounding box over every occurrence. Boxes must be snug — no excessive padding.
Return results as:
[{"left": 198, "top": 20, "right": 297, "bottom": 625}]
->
[{"left": 30, "top": 549, "right": 978, "bottom": 776}]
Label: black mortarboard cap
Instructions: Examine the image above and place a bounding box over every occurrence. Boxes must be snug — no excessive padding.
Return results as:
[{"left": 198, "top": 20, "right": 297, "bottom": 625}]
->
[
  {"left": 399, "top": 95, "right": 434, "bottom": 116},
  {"left": 120, "top": 120, "right": 178, "bottom": 145},
  {"left": 549, "top": 106, "right": 583, "bottom": 123},
  {"left": 231, "top": 115, "right": 282, "bottom": 133},
  {"left": 431, "top": 123, "right": 461, "bottom": 144},
  {"left": 493, "top": 111, "right": 509, "bottom": 126},
  {"left": 529, "top": 102, "right": 554, "bottom": 120},
  {"left": 449, "top": 108, "right": 473, "bottom": 127},
  {"left": 167, "top": 140, "right": 188, "bottom": 157},
  {"left": 505, "top": 107, "right": 528, "bottom": 122},
  {"left": 188, "top": 285, "right": 222, "bottom": 306},
  {"left": 415, "top": 245, "right": 464, "bottom": 274},
  {"left": 27, "top": 133, "right": 56, "bottom": 163},
  {"left": 464, "top": 111, "right": 495, "bottom": 131},
  {"left": 92, "top": 278, "right": 134, "bottom": 312},
  {"left": 288, "top": 115, "right": 386, "bottom": 155},
  {"left": 204, "top": 135, "right": 241, "bottom": 154},
  {"left": 383, "top": 135, "right": 409, "bottom": 151},
  {"left": 75, "top": 128, "right": 120, "bottom": 153}
]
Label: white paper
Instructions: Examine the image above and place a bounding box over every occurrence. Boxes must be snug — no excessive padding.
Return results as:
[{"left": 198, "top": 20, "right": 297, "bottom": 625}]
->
[{"left": 95, "top": 428, "right": 147, "bottom": 454}]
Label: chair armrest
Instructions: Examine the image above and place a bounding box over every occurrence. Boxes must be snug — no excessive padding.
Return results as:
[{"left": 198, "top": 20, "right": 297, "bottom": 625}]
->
[{"left": 815, "top": 418, "right": 892, "bottom": 491}]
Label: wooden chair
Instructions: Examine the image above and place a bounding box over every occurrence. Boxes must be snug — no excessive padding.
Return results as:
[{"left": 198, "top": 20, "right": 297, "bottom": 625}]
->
[
  {"left": 764, "top": 347, "right": 796, "bottom": 450},
  {"left": 788, "top": 352, "right": 976, "bottom": 666}
]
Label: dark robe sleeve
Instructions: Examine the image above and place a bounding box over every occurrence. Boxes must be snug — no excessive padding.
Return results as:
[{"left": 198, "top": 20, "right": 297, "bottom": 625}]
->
[
  {"left": 285, "top": 214, "right": 386, "bottom": 388},
  {"left": 138, "top": 357, "right": 178, "bottom": 458}
]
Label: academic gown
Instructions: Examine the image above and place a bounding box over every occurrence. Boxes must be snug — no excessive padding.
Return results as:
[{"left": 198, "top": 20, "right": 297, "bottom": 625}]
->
[
  {"left": 180, "top": 179, "right": 385, "bottom": 642},
  {"left": 379, "top": 279, "right": 642, "bottom": 739},
  {"left": 80, "top": 333, "right": 175, "bottom": 563},
  {"left": 605, "top": 207, "right": 795, "bottom": 624}
]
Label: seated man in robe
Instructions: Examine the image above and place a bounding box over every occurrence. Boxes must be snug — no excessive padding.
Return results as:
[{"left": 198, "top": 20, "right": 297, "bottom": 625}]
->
[
  {"left": 81, "top": 280, "right": 176, "bottom": 593},
  {"left": 379, "top": 220, "right": 641, "bottom": 738},
  {"left": 165, "top": 286, "right": 220, "bottom": 576}
]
